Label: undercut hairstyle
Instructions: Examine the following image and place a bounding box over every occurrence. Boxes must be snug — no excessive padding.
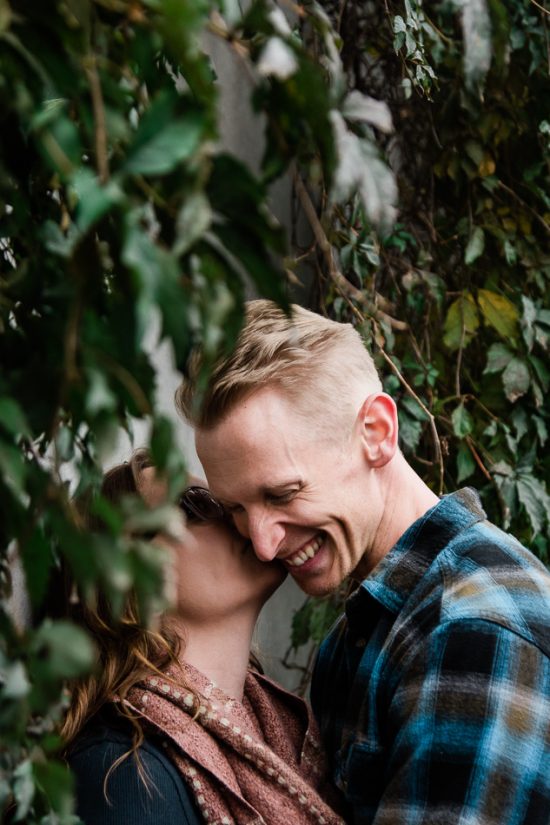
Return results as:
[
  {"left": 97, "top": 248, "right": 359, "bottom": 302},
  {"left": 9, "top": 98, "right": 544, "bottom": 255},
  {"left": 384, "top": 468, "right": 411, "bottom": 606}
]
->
[{"left": 176, "top": 300, "right": 383, "bottom": 436}]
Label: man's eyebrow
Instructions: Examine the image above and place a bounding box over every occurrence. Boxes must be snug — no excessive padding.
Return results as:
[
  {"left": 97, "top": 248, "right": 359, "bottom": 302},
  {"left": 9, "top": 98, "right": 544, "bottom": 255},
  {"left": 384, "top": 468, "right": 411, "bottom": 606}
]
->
[
  {"left": 218, "top": 479, "right": 303, "bottom": 506},
  {"left": 262, "top": 479, "right": 304, "bottom": 494}
]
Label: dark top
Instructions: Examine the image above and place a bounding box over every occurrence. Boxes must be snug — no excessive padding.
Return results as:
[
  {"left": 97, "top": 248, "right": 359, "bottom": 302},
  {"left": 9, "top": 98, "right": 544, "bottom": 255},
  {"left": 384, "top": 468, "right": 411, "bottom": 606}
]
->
[
  {"left": 68, "top": 714, "right": 202, "bottom": 825},
  {"left": 312, "top": 488, "right": 550, "bottom": 825}
]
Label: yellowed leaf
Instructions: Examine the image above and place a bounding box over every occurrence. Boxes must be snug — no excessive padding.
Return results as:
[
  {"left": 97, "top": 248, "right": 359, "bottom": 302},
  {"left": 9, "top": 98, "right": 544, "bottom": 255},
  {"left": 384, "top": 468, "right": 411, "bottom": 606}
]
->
[
  {"left": 443, "top": 292, "right": 479, "bottom": 350},
  {"left": 478, "top": 289, "right": 519, "bottom": 340},
  {"left": 478, "top": 155, "right": 496, "bottom": 177},
  {"left": 518, "top": 212, "right": 532, "bottom": 236}
]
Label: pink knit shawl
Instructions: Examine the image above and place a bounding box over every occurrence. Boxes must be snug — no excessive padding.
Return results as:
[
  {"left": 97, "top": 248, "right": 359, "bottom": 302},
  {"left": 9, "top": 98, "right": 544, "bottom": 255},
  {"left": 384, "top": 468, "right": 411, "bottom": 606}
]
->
[{"left": 125, "top": 663, "right": 345, "bottom": 825}]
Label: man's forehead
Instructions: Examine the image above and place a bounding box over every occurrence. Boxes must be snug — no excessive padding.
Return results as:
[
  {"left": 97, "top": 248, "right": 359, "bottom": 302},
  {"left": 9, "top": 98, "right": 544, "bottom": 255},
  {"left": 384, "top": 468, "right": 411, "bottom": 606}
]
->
[
  {"left": 197, "top": 389, "right": 308, "bottom": 450},
  {"left": 195, "top": 390, "right": 309, "bottom": 497}
]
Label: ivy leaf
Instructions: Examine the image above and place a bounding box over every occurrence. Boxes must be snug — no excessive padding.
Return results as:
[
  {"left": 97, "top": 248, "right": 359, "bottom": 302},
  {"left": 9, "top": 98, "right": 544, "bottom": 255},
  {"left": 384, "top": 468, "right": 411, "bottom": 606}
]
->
[
  {"left": 517, "top": 474, "right": 550, "bottom": 535},
  {"left": 478, "top": 289, "right": 519, "bottom": 340},
  {"left": 1, "top": 661, "right": 30, "bottom": 700},
  {"left": 0, "top": 398, "right": 31, "bottom": 438},
  {"left": 398, "top": 408, "right": 423, "bottom": 452},
  {"left": 528, "top": 354, "right": 550, "bottom": 392},
  {"left": 342, "top": 90, "right": 393, "bottom": 133},
  {"left": 330, "top": 111, "right": 397, "bottom": 229},
  {"left": 460, "top": 0, "right": 492, "bottom": 90},
  {"left": 452, "top": 402, "right": 474, "bottom": 437},
  {"left": 456, "top": 442, "right": 476, "bottom": 483},
  {"left": 257, "top": 37, "right": 298, "bottom": 80},
  {"left": 174, "top": 192, "right": 212, "bottom": 256},
  {"left": 533, "top": 415, "right": 548, "bottom": 446},
  {"left": 443, "top": 292, "right": 479, "bottom": 350},
  {"left": 31, "top": 620, "right": 95, "bottom": 681},
  {"left": 12, "top": 759, "right": 34, "bottom": 822},
  {"left": 483, "top": 342, "right": 513, "bottom": 374},
  {"left": 124, "top": 92, "right": 205, "bottom": 176},
  {"left": 502, "top": 357, "right": 530, "bottom": 402},
  {"left": 21, "top": 527, "right": 54, "bottom": 610},
  {"left": 72, "top": 168, "right": 123, "bottom": 234},
  {"left": 33, "top": 760, "right": 75, "bottom": 817},
  {"left": 464, "top": 226, "right": 485, "bottom": 265}
]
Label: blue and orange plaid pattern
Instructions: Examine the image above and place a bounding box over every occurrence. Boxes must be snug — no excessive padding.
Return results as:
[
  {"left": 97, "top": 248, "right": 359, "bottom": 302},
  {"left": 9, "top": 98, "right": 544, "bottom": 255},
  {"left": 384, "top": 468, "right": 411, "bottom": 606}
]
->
[{"left": 312, "top": 489, "right": 550, "bottom": 825}]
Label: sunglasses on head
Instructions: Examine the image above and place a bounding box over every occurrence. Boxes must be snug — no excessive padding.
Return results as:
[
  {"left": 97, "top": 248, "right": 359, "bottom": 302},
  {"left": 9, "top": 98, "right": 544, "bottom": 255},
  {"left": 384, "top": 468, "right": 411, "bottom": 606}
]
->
[{"left": 178, "top": 486, "right": 228, "bottom": 523}]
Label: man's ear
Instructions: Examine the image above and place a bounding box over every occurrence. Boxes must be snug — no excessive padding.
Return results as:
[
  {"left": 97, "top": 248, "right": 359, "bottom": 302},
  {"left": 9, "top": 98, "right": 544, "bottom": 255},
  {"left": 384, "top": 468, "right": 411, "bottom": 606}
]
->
[{"left": 356, "top": 393, "right": 398, "bottom": 468}]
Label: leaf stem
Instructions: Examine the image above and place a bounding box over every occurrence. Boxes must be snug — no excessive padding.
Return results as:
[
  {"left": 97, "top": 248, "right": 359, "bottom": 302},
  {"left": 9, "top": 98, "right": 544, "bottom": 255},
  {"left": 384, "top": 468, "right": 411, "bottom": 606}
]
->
[{"left": 84, "top": 54, "right": 110, "bottom": 184}]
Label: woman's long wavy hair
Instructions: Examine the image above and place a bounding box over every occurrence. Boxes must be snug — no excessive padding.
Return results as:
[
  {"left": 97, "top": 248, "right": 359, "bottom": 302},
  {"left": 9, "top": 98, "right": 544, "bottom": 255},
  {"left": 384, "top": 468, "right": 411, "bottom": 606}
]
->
[{"left": 60, "top": 449, "right": 189, "bottom": 759}]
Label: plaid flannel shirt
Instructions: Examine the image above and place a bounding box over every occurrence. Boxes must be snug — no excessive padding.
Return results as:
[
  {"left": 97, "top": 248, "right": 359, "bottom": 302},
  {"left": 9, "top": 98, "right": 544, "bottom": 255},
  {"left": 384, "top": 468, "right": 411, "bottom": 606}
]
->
[{"left": 311, "top": 488, "right": 550, "bottom": 825}]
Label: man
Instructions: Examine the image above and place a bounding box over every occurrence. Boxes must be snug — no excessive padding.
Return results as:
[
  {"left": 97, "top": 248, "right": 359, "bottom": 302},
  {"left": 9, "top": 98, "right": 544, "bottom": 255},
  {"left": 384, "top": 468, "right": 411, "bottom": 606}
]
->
[{"left": 177, "top": 299, "right": 550, "bottom": 824}]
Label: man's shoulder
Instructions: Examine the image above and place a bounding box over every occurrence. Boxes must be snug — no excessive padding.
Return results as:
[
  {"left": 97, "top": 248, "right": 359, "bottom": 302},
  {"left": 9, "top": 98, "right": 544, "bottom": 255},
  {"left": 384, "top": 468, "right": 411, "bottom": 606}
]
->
[{"left": 426, "top": 518, "right": 550, "bottom": 656}]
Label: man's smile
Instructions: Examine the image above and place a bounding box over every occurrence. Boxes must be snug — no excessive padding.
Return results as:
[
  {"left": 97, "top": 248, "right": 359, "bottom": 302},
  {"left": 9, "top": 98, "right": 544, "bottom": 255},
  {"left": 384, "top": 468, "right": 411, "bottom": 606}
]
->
[{"left": 282, "top": 531, "right": 325, "bottom": 568}]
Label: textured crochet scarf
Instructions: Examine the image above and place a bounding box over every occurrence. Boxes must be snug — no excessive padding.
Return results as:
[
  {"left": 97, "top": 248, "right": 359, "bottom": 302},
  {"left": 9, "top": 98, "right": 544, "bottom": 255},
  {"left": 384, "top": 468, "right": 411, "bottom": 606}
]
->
[{"left": 125, "top": 663, "right": 345, "bottom": 825}]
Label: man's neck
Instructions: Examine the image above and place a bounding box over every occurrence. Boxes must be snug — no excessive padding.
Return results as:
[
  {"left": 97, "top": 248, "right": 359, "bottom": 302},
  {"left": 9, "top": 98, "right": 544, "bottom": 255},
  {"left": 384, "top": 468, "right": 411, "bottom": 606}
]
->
[{"left": 357, "top": 455, "right": 440, "bottom": 579}]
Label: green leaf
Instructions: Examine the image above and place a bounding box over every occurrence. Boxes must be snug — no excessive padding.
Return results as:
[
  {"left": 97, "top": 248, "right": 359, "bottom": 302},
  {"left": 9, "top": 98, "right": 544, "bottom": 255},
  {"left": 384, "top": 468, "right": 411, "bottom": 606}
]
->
[
  {"left": 125, "top": 113, "right": 205, "bottom": 176},
  {"left": 478, "top": 289, "right": 519, "bottom": 339},
  {"left": 443, "top": 292, "right": 479, "bottom": 350},
  {"left": 452, "top": 402, "right": 474, "bottom": 437},
  {"left": 0, "top": 397, "right": 31, "bottom": 438},
  {"left": 13, "top": 759, "right": 35, "bottom": 822},
  {"left": 517, "top": 474, "right": 550, "bottom": 535},
  {"left": 257, "top": 37, "right": 299, "bottom": 80},
  {"left": 521, "top": 295, "right": 537, "bottom": 350},
  {"left": 213, "top": 224, "right": 288, "bottom": 307},
  {"left": 464, "top": 226, "right": 485, "bottom": 265},
  {"left": 533, "top": 415, "right": 548, "bottom": 446},
  {"left": 398, "top": 409, "right": 423, "bottom": 452},
  {"left": 331, "top": 111, "right": 397, "bottom": 230},
  {"left": 72, "top": 168, "right": 123, "bottom": 234},
  {"left": 173, "top": 192, "right": 212, "bottom": 256},
  {"left": 31, "top": 620, "right": 95, "bottom": 680},
  {"left": 1, "top": 661, "right": 30, "bottom": 700},
  {"left": 528, "top": 354, "right": 550, "bottom": 392},
  {"left": 291, "top": 597, "right": 340, "bottom": 649},
  {"left": 85, "top": 369, "right": 117, "bottom": 416},
  {"left": 483, "top": 342, "right": 513, "bottom": 374},
  {"left": 456, "top": 442, "right": 476, "bottom": 483},
  {"left": 502, "top": 357, "right": 530, "bottom": 402},
  {"left": 33, "top": 760, "right": 74, "bottom": 815},
  {"left": 21, "top": 527, "right": 54, "bottom": 609},
  {"left": 0, "top": 439, "right": 27, "bottom": 496},
  {"left": 460, "top": 0, "right": 492, "bottom": 89},
  {"left": 342, "top": 90, "right": 393, "bottom": 133}
]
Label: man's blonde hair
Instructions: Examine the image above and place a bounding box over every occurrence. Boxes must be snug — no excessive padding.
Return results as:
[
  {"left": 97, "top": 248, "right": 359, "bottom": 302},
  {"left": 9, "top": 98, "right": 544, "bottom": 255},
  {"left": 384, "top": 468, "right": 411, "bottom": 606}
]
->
[{"left": 176, "top": 299, "right": 382, "bottom": 432}]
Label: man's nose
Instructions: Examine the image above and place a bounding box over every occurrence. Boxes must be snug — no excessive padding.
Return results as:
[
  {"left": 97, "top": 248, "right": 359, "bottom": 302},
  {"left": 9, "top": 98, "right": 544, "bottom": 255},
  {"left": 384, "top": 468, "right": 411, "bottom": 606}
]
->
[{"left": 233, "top": 509, "right": 285, "bottom": 562}]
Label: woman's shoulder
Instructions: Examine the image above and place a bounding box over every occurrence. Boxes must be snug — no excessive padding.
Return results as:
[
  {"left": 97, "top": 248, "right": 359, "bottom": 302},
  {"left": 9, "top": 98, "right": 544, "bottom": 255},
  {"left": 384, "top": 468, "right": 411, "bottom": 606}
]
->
[{"left": 68, "top": 712, "right": 202, "bottom": 825}]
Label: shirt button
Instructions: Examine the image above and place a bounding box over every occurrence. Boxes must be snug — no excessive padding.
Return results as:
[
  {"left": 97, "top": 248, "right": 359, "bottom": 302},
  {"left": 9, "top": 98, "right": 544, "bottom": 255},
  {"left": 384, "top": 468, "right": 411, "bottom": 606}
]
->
[{"left": 355, "top": 637, "right": 367, "bottom": 648}]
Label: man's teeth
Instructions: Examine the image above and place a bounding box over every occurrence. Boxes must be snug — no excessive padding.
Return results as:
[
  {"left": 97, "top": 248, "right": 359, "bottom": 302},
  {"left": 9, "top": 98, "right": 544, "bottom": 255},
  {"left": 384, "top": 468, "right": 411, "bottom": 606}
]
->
[{"left": 287, "top": 535, "right": 323, "bottom": 567}]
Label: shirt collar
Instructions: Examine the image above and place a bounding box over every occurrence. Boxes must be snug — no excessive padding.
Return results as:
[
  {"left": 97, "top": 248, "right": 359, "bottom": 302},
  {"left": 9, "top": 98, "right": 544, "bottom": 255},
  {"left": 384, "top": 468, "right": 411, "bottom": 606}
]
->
[{"left": 346, "top": 488, "right": 486, "bottom": 627}]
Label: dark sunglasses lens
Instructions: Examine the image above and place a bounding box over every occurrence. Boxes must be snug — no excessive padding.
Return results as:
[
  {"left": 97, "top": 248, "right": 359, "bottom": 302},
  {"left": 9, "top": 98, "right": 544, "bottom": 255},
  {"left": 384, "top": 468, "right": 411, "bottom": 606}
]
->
[{"left": 179, "top": 487, "right": 226, "bottom": 522}]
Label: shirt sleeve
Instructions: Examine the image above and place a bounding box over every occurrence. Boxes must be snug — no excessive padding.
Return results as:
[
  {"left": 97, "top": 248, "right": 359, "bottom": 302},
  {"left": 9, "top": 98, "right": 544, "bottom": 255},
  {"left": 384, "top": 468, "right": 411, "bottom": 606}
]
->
[
  {"left": 351, "top": 619, "right": 550, "bottom": 825},
  {"left": 69, "top": 736, "right": 203, "bottom": 825}
]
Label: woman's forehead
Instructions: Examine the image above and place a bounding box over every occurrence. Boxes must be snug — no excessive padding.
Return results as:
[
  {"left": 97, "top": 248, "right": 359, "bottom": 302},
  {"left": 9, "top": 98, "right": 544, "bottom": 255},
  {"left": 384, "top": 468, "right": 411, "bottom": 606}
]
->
[{"left": 138, "top": 467, "right": 209, "bottom": 507}]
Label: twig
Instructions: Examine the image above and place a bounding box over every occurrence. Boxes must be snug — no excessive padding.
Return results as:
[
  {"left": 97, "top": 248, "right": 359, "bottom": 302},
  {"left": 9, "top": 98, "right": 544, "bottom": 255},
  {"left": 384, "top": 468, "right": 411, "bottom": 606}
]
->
[
  {"left": 497, "top": 180, "right": 550, "bottom": 237},
  {"left": 293, "top": 171, "right": 408, "bottom": 331},
  {"left": 530, "top": 0, "right": 550, "bottom": 16},
  {"left": 455, "top": 293, "right": 465, "bottom": 398},
  {"left": 332, "top": 284, "right": 446, "bottom": 495},
  {"left": 465, "top": 437, "right": 492, "bottom": 481},
  {"left": 375, "top": 339, "right": 445, "bottom": 494},
  {"left": 84, "top": 55, "right": 110, "bottom": 184},
  {"left": 92, "top": 350, "right": 152, "bottom": 415}
]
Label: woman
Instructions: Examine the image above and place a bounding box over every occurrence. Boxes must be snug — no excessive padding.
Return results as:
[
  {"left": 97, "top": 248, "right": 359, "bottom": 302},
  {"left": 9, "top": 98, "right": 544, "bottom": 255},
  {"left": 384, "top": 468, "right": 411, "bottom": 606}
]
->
[{"left": 64, "top": 450, "right": 345, "bottom": 825}]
